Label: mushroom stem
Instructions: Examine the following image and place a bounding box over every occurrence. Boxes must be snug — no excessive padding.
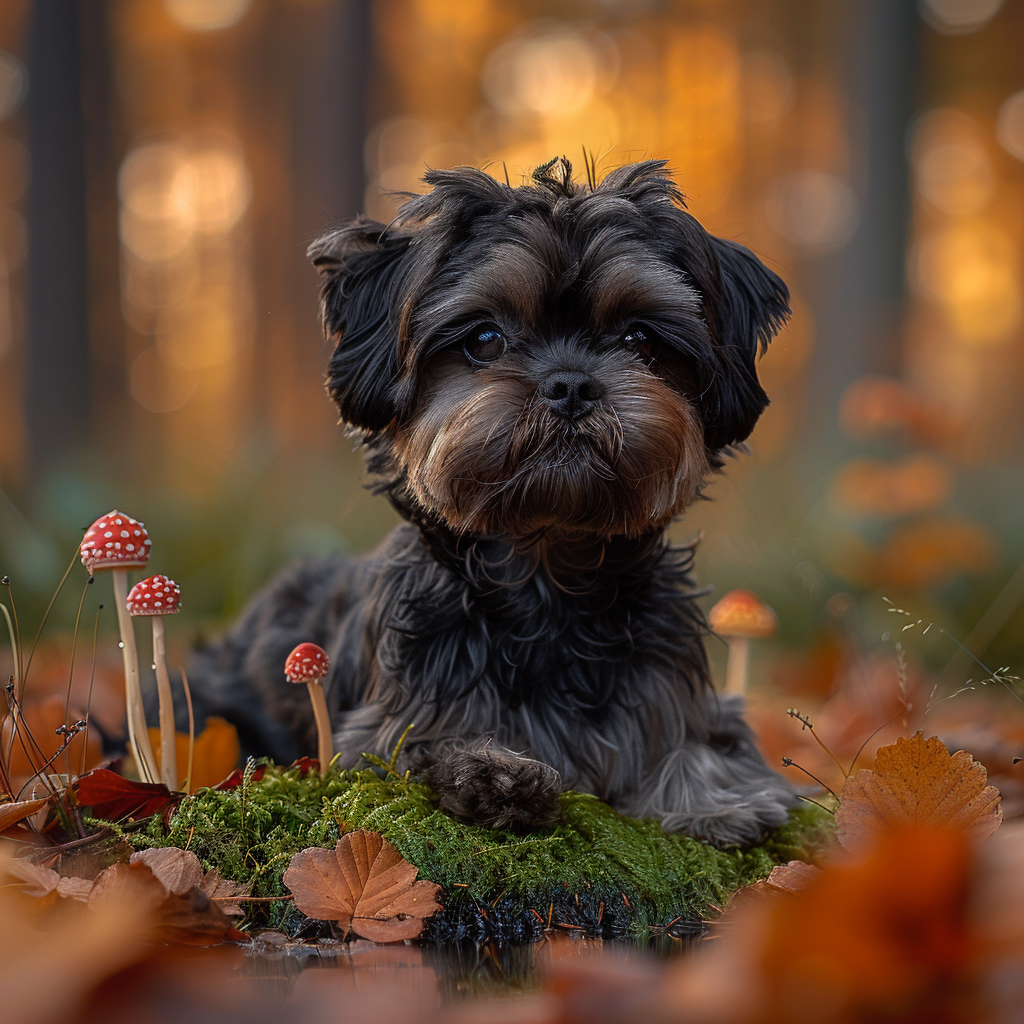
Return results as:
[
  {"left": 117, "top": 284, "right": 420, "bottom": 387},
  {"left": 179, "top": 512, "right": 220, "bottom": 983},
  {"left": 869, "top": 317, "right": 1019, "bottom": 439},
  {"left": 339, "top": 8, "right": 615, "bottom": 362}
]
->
[
  {"left": 724, "top": 636, "right": 751, "bottom": 695},
  {"left": 111, "top": 569, "right": 158, "bottom": 783},
  {"left": 151, "top": 616, "right": 178, "bottom": 790},
  {"left": 307, "top": 682, "right": 333, "bottom": 777}
]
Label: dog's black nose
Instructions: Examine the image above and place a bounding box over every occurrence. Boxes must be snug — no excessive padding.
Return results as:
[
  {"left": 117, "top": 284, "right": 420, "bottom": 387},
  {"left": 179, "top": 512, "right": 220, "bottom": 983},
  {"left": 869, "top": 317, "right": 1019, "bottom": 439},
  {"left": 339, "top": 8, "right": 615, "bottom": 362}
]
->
[{"left": 540, "top": 371, "right": 604, "bottom": 421}]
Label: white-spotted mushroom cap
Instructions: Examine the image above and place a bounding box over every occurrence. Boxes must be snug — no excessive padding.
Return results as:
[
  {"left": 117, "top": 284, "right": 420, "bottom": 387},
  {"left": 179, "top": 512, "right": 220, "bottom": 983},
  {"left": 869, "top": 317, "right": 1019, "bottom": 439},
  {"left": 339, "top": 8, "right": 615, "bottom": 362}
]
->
[
  {"left": 126, "top": 575, "right": 181, "bottom": 617},
  {"left": 708, "top": 589, "right": 778, "bottom": 639},
  {"left": 284, "top": 643, "right": 330, "bottom": 684},
  {"left": 80, "top": 511, "right": 152, "bottom": 573}
]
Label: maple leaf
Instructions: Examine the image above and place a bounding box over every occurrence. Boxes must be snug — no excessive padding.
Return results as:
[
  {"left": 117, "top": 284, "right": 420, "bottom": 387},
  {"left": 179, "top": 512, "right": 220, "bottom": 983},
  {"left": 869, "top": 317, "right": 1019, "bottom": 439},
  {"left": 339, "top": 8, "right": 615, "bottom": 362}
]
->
[
  {"left": 0, "top": 797, "right": 50, "bottom": 832},
  {"left": 283, "top": 830, "right": 442, "bottom": 942},
  {"left": 74, "top": 768, "right": 179, "bottom": 821},
  {"left": 836, "top": 731, "right": 1002, "bottom": 851}
]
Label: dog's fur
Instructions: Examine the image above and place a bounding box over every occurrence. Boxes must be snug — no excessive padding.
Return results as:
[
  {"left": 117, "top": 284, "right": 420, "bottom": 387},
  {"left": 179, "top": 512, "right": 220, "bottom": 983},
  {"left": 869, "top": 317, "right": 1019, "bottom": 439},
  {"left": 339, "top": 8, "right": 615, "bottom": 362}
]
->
[{"left": 186, "top": 158, "right": 798, "bottom": 846}]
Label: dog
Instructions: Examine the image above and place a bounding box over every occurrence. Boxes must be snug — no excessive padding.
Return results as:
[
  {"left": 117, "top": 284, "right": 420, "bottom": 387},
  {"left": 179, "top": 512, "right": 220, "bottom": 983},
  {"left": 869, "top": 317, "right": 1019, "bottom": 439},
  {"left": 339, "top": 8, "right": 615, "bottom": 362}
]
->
[{"left": 186, "top": 157, "right": 797, "bottom": 846}]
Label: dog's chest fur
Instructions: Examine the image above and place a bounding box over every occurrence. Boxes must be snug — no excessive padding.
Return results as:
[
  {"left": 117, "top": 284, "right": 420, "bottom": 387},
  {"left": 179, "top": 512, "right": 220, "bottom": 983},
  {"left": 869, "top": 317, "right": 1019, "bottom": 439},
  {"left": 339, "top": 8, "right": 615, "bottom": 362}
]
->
[{"left": 318, "top": 524, "right": 712, "bottom": 801}]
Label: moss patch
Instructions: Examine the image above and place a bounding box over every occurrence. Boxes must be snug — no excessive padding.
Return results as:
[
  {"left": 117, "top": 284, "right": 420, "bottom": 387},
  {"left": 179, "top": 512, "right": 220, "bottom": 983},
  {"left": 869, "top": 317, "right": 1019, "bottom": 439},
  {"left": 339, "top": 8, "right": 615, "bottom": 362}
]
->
[{"left": 131, "top": 762, "right": 833, "bottom": 944}]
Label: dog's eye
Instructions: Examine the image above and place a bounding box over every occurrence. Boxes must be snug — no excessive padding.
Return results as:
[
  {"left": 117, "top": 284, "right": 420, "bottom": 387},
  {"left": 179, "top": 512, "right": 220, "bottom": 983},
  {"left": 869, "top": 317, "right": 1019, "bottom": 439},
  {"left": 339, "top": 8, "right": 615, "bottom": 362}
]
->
[
  {"left": 463, "top": 329, "right": 507, "bottom": 366},
  {"left": 623, "top": 327, "right": 657, "bottom": 362}
]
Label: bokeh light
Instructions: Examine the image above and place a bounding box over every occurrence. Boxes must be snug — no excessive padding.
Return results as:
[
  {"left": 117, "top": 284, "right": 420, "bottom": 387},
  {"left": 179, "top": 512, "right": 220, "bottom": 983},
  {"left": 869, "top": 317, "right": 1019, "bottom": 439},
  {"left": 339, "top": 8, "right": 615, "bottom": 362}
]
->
[
  {"left": 765, "top": 170, "right": 859, "bottom": 253},
  {"left": 996, "top": 90, "right": 1024, "bottom": 162},
  {"left": 163, "top": 0, "right": 253, "bottom": 32},
  {"left": 0, "top": 51, "right": 26, "bottom": 122},
  {"left": 918, "top": 0, "right": 1005, "bottom": 34}
]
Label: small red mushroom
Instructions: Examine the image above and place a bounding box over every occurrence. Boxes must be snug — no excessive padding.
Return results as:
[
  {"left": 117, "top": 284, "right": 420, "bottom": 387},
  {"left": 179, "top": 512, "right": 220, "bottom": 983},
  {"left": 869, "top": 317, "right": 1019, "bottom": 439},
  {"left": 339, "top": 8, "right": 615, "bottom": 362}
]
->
[
  {"left": 127, "top": 575, "right": 181, "bottom": 790},
  {"left": 285, "top": 643, "right": 334, "bottom": 777},
  {"left": 80, "top": 511, "right": 158, "bottom": 783},
  {"left": 708, "top": 589, "right": 778, "bottom": 695}
]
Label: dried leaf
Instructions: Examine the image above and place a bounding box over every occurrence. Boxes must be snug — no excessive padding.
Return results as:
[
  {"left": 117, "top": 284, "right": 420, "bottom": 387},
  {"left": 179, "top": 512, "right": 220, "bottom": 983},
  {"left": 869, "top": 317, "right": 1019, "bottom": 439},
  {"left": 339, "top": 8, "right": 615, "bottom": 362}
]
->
[
  {"left": 56, "top": 875, "right": 95, "bottom": 901},
  {"left": 75, "top": 768, "right": 178, "bottom": 821},
  {"left": 0, "top": 798, "right": 50, "bottom": 832},
  {"left": 90, "top": 861, "right": 241, "bottom": 946},
  {"left": 3, "top": 858, "right": 62, "bottom": 897},
  {"left": 283, "top": 830, "right": 442, "bottom": 942},
  {"left": 147, "top": 715, "right": 242, "bottom": 791},
  {"left": 198, "top": 868, "right": 251, "bottom": 917},
  {"left": 725, "top": 860, "right": 820, "bottom": 913},
  {"left": 836, "top": 731, "right": 1002, "bottom": 851},
  {"left": 130, "top": 847, "right": 203, "bottom": 895}
]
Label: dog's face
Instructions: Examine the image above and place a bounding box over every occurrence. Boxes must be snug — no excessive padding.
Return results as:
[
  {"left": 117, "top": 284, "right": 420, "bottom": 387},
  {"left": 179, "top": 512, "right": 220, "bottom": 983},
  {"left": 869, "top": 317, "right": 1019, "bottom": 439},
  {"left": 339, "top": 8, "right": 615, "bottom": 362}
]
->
[{"left": 310, "top": 159, "right": 789, "bottom": 540}]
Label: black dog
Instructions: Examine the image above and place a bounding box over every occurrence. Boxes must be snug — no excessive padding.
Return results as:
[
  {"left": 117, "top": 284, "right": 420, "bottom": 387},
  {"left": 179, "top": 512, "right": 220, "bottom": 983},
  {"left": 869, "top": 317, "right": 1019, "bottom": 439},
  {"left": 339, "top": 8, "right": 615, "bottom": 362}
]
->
[{"left": 187, "top": 158, "right": 797, "bottom": 846}]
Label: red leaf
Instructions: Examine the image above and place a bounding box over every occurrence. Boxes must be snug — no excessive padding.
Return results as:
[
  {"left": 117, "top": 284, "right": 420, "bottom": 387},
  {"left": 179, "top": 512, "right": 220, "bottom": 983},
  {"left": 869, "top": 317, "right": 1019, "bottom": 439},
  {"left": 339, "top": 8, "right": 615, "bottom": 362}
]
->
[
  {"left": 75, "top": 769, "right": 179, "bottom": 821},
  {"left": 212, "top": 764, "right": 267, "bottom": 791},
  {"left": 290, "top": 757, "right": 319, "bottom": 775}
]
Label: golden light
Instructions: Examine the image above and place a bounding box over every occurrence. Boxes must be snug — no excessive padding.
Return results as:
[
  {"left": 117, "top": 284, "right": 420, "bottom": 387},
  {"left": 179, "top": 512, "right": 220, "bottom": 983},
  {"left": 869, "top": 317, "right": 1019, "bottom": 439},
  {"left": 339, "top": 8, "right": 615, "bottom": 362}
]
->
[
  {"left": 174, "top": 148, "right": 250, "bottom": 234},
  {"left": 482, "top": 31, "right": 610, "bottom": 116},
  {"left": 158, "top": 298, "right": 243, "bottom": 370},
  {"left": 912, "top": 220, "right": 1022, "bottom": 344},
  {"left": 163, "top": 0, "right": 253, "bottom": 32},
  {"left": 996, "top": 90, "right": 1024, "bottom": 162},
  {"left": 118, "top": 142, "right": 194, "bottom": 262},
  {"left": 911, "top": 110, "right": 993, "bottom": 216}
]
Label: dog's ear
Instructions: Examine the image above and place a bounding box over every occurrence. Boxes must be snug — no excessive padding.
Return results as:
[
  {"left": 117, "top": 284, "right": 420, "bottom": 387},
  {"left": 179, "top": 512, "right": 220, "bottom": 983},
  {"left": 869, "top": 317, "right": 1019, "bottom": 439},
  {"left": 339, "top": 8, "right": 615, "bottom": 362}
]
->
[
  {"left": 699, "top": 236, "right": 790, "bottom": 451},
  {"left": 308, "top": 217, "right": 414, "bottom": 433}
]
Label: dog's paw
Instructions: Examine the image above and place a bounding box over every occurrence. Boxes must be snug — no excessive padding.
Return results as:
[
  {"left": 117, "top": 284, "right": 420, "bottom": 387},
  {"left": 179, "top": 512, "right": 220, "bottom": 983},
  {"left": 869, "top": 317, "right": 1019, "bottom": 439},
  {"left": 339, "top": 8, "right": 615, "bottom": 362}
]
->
[
  {"left": 424, "top": 744, "right": 562, "bottom": 833},
  {"left": 661, "top": 787, "right": 797, "bottom": 848}
]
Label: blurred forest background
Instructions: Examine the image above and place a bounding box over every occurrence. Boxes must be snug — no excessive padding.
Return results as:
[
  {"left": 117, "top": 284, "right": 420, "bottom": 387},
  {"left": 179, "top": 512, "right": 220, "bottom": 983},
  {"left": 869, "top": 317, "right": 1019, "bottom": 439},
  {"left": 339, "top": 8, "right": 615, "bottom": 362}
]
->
[{"left": 1, "top": 0, "right": 1024, "bottom": 705}]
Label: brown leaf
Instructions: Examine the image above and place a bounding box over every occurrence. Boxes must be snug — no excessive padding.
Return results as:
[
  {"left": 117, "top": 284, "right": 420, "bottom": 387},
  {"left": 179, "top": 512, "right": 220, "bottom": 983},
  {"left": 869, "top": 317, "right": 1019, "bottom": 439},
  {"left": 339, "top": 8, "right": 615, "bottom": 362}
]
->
[
  {"left": 836, "top": 731, "right": 1002, "bottom": 851},
  {"left": 130, "top": 847, "right": 203, "bottom": 895},
  {"left": 56, "top": 875, "right": 95, "bottom": 901},
  {"left": 725, "top": 860, "right": 821, "bottom": 914},
  {"left": 0, "top": 798, "right": 50, "bottom": 832},
  {"left": 198, "top": 867, "right": 251, "bottom": 917},
  {"left": 283, "top": 830, "right": 442, "bottom": 942},
  {"left": 90, "top": 861, "right": 241, "bottom": 946}
]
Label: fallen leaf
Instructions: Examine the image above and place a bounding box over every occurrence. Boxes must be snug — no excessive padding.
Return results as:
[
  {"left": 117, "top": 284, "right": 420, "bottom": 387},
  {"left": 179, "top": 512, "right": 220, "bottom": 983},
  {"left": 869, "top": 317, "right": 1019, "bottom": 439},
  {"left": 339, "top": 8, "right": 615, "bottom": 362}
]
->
[
  {"left": 130, "top": 847, "right": 203, "bottom": 895},
  {"left": 836, "top": 731, "right": 1002, "bottom": 851},
  {"left": 198, "top": 867, "right": 251, "bottom": 916},
  {"left": 283, "top": 830, "right": 442, "bottom": 942},
  {"left": 90, "top": 861, "right": 241, "bottom": 946},
  {"left": 0, "top": 798, "right": 50, "bottom": 832},
  {"left": 725, "top": 859, "right": 821, "bottom": 913},
  {"left": 3, "top": 858, "right": 63, "bottom": 898},
  {"left": 75, "top": 768, "right": 179, "bottom": 821},
  {"left": 147, "top": 715, "right": 242, "bottom": 791},
  {"left": 213, "top": 763, "right": 267, "bottom": 791}
]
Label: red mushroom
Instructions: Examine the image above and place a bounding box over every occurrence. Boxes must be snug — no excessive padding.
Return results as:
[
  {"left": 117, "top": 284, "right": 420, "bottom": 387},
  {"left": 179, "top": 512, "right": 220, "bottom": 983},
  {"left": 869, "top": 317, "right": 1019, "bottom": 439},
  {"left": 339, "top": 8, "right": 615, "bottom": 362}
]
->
[
  {"left": 80, "top": 511, "right": 158, "bottom": 783},
  {"left": 284, "top": 643, "right": 333, "bottom": 777},
  {"left": 708, "top": 589, "right": 778, "bottom": 695},
  {"left": 127, "top": 575, "right": 181, "bottom": 790}
]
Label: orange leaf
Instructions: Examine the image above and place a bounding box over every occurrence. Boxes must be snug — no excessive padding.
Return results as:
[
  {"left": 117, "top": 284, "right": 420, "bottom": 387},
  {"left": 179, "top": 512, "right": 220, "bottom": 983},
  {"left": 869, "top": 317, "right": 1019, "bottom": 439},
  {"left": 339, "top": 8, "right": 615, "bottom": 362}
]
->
[
  {"left": 836, "top": 731, "right": 1002, "bottom": 851},
  {"left": 0, "top": 797, "right": 49, "bottom": 832},
  {"left": 283, "top": 830, "right": 442, "bottom": 942},
  {"left": 147, "top": 715, "right": 241, "bottom": 791}
]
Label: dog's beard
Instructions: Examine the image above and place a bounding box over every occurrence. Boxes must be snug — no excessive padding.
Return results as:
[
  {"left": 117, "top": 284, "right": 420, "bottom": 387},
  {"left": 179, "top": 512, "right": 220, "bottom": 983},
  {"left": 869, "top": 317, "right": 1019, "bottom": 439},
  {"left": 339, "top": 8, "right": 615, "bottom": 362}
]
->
[{"left": 394, "top": 355, "right": 709, "bottom": 539}]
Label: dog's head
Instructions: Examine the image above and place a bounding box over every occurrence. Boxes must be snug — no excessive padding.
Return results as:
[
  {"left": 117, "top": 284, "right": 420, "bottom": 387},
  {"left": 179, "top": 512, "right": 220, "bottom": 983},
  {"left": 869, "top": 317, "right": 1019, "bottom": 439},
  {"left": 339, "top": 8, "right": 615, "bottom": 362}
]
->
[{"left": 310, "top": 158, "right": 789, "bottom": 540}]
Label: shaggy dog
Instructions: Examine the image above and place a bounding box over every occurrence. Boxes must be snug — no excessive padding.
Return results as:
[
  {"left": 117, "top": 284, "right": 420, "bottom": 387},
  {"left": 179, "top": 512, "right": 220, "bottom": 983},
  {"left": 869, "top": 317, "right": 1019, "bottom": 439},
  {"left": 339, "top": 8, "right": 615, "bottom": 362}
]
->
[{"left": 187, "top": 158, "right": 797, "bottom": 846}]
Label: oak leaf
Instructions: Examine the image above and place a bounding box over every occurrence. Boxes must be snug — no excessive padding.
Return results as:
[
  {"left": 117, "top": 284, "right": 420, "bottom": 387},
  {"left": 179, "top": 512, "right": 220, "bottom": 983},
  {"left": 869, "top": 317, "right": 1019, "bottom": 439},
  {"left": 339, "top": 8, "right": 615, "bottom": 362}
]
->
[
  {"left": 283, "top": 830, "right": 442, "bottom": 942},
  {"left": 836, "top": 731, "right": 1002, "bottom": 851}
]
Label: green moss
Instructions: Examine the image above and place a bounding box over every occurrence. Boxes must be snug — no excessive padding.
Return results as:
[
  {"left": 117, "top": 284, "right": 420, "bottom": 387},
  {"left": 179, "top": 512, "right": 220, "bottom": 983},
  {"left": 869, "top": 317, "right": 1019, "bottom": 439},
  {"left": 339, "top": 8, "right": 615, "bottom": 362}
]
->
[{"left": 132, "top": 762, "right": 833, "bottom": 943}]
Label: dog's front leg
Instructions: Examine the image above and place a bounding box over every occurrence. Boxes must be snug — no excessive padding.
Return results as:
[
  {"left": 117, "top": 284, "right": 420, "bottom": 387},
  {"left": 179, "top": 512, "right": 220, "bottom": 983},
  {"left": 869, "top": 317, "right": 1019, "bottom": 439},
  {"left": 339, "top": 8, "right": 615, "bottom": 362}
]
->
[{"left": 420, "top": 738, "right": 562, "bottom": 834}]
